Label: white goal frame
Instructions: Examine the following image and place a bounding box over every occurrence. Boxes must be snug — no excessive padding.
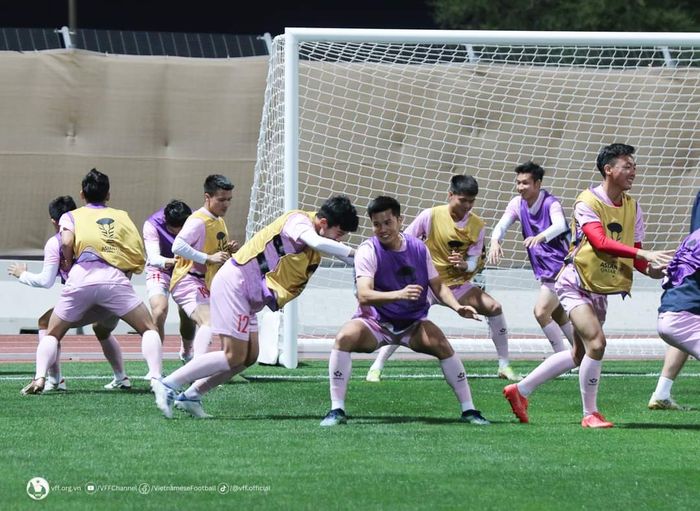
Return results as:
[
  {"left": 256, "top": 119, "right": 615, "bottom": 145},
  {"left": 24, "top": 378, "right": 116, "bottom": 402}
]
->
[{"left": 262, "top": 28, "right": 700, "bottom": 368}]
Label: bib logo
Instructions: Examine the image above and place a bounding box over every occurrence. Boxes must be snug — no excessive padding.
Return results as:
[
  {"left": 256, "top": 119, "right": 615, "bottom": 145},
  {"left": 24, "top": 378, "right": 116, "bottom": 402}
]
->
[
  {"left": 216, "top": 231, "right": 228, "bottom": 252},
  {"left": 26, "top": 477, "right": 50, "bottom": 501},
  {"left": 606, "top": 222, "right": 623, "bottom": 241},
  {"left": 599, "top": 261, "right": 618, "bottom": 274},
  {"left": 96, "top": 218, "right": 116, "bottom": 242},
  {"left": 97, "top": 218, "right": 118, "bottom": 253}
]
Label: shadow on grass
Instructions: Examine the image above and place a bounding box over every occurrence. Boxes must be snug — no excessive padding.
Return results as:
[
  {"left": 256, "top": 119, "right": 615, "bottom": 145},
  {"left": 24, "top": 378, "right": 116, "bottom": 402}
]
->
[{"left": 619, "top": 422, "right": 700, "bottom": 431}]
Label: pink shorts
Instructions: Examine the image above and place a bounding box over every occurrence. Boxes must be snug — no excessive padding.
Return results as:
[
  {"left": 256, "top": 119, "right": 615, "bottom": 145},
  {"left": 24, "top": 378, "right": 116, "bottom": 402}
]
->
[
  {"left": 657, "top": 311, "right": 700, "bottom": 359},
  {"left": 72, "top": 306, "right": 120, "bottom": 330},
  {"left": 555, "top": 265, "right": 608, "bottom": 324},
  {"left": 354, "top": 316, "right": 425, "bottom": 348},
  {"left": 210, "top": 262, "right": 263, "bottom": 341},
  {"left": 146, "top": 269, "right": 172, "bottom": 299},
  {"left": 53, "top": 282, "right": 142, "bottom": 324},
  {"left": 540, "top": 280, "right": 556, "bottom": 293},
  {"left": 171, "top": 273, "right": 210, "bottom": 317},
  {"left": 428, "top": 281, "right": 474, "bottom": 306}
]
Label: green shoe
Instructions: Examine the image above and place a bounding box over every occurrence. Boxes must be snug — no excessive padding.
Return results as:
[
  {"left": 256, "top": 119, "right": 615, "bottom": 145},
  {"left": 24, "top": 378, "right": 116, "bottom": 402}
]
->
[
  {"left": 497, "top": 365, "right": 522, "bottom": 382},
  {"left": 365, "top": 368, "right": 382, "bottom": 383}
]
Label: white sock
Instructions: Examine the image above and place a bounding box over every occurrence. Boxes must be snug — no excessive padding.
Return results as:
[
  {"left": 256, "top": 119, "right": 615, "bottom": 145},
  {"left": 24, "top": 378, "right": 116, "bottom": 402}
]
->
[
  {"left": 542, "top": 321, "right": 567, "bottom": 352},
  {"left": 487, "top": 313, "right": 509, "bottom": 366},
  {"left": 369, "top": 344, "right": 399, "bottom": 372},
  {"left": 653, "top": 376, "right": 674, "bottom": 400},
  {"left": 560, "top": 321, "right": 575, "bottom": 345}
]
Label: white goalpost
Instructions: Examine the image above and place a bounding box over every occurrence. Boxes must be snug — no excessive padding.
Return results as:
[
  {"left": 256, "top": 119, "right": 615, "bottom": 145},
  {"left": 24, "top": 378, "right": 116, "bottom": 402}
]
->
[{"left": 249, "top": 28, "right": 700, "bottom": 368}]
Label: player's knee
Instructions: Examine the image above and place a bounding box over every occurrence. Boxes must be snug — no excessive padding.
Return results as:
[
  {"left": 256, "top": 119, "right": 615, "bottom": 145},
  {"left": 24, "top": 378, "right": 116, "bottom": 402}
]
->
[
  {"left": 487, "top": 302, "right": 503, "bottom": 316},
  {"left": 533, "top": 305, "right": 548, "bottom": 323},
  {"left": 586, "top": 338, "right": 606, "bottom": 359},
  {"left": 151, "top": 304, "right": 168, "bottom": 323},
  {"left": 334, "top": 328, "right": 358, "bottom": 351}
]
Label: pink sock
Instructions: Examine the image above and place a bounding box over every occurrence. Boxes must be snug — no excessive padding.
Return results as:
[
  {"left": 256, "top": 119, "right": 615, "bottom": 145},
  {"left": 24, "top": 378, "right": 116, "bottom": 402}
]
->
[
  {"left": 99, "top": 335, "right": 126, "bottom": 380},
  {"left": 192, "top": 326, "right": 212, "bottom": 358},
  {"left": 517, "top": 349, "right": 576, "bottom": 397},
  {"left": 141, "top": 330, "right": 162, "bottom": 378},
  {"left": 369, "top": 344, "right": 399, "bottom": 371},
  {"left": 187, "top": 364, "right": 246, "bottom": 398},
  {"left": 164, "top": 351, "right": 230, "bottom": 389},
  {"left": 35, "top": 335, "right": 59, "bottom": 379},
  {"left": 439, "top": 354, "right": 474, "bottom": 411},
  {"left": 542, "top": 322, "right": 567, "bottom": 353},
  {"left": 579, "top": 355, "right": 602, "bottom": 416},
  {"left": 329, "top": 349, "right": 352, "bottom": 410},
  {"left": 487, "top": 313, "right": 509, "bottom": 363},
  {"left": 560, "top": 321, "right": 575, "bottom": 345}
]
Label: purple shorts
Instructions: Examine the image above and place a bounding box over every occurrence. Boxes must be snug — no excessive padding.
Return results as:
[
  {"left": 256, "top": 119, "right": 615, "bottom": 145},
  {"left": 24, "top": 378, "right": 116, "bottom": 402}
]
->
[
  {"left": 427, "top": 281, "right": 474, "bottom": 306},
  {"left": 354, "top": 316, "right": 426, "bottom": 348},
  {"left": 53, "top": 282, "right": 142, "bottom": 324}
]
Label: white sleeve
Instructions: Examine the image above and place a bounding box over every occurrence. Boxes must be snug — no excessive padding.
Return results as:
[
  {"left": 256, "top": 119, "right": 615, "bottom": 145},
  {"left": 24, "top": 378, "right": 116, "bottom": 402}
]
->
[
  {"left": 172, "top": 237, "right": 208, "bottom": 265},
  {"left": 145, "top": 240, "right": 169, "bottom": 269},
  {"left": 18, "top": 261, "right": 59, "bottom": 288},
  {"left": 540, "top": 208, "right": 568, "bottom": 242},
  {"left": 298, "top": 229, "right": 353, "bottom": 259},
  {"left": 491, "top": 213, "right": 516, "bottom": 242}
]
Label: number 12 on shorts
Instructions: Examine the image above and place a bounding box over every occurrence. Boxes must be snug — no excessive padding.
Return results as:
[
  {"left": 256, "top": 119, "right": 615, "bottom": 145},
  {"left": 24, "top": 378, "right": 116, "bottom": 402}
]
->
[{"left": 237, "top": 314, "right": 250, "bottom": 334}]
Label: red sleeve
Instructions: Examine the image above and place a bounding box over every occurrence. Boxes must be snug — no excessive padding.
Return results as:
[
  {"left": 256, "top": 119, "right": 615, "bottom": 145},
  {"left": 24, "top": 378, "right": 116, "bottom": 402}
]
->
[
  {"left": 581, "top": 222, "right": 639, "bottom": 259},
  {"left": 633, "top": 242, "right": 649, "bottom": 274}
]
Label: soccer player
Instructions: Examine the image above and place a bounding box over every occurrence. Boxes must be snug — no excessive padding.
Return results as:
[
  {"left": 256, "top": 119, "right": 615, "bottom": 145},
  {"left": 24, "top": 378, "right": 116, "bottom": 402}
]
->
[
  {"left": 365, "top": 175, "right": 518, "bottom": 382},
  {"left": 487, "top": 161, "right": 574, "bottom": 353},
  {"left": 152, "top": 195, "right": 359, "bottom": 419},
  {"left": 652, "top": 228, "right": 700, "bottom": 403},
  {"left": 647, "top": 189, "right": 700, "bottom": 410},
  {"left": 143, "top": 200, "right": 197, "bottom": 363},
  {"left": 168, "top": 175, "right": 238, "bottom": 364},
  {"left": 8, "top": 195, "right": 130, "bottom": 392},
  {"left": 20, "top": 168, "right": 162, "bottom": 394},
  {"left": 503, "top": 143, "right": 674, "bottom": 428},
  {"left": 321, "top": 196, "right": 488, "bottom": 427}
]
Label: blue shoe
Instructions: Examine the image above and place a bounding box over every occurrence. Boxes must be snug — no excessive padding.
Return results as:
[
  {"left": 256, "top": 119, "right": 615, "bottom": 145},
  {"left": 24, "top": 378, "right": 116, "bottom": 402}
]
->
[
  {"left": 460, "top": 409, "right": 491, "bottom": 425},
  {"left": 320, "top": 408, "right": 347, "bottom": 427},
  {"left": 152, "top": 378, "right": 175, "bottom": 419}
]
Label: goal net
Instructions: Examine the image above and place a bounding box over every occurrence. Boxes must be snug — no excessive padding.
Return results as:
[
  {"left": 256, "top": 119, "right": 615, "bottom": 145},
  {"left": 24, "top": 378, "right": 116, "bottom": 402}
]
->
[{"left": 249, "top": 29, "right": 700, "bottom": 366}]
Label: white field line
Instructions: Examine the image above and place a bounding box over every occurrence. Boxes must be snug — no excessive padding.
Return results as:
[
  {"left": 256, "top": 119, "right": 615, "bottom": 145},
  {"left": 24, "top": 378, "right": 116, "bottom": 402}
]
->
[{"left": 2, "top": 372, "right": 699, "bottom": 382}]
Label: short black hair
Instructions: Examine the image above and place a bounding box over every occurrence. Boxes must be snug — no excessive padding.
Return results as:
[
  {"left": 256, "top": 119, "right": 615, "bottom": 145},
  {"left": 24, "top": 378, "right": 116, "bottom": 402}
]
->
[
  {"left": 596, "top": 143, "right": 635, "bottom": 177},
  {"left": 515, "top": 161, "right": 545, "bottom": 182},
  {"left": 317, "top": 195, "right": 359, "bottom": 232},
  {"left": 82, "top": 168, "right": 110, "bottom": 203},
  {"left": 164, "top": 199, "right": 192, "bottom": 228},
  {"left": 449, "top": 175, "right": 479, "bottom": 196},
  {"left": 204, "top": 174, "right": 234, "bottom": 195},
  {"left": 48, "top": 196, "right": 77, "bottom": 223},
  {"left": 367, "top": 196, "right": 401, "bottom": 219}
]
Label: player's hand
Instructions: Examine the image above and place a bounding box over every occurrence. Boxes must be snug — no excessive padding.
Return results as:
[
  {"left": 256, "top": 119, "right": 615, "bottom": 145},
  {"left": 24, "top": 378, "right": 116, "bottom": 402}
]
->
[
  {"left": 455, "top": 305, "right": 481, "bottom": 321},
  {"left": 7, "top": 262, "right": 26, "bottom": 278},
  {"left": 163, "top": 258, "right": 176, "bottom": 269},
  {"left": 487, "top": 242, "right": 502, "bottom": 265},
  {"left": 226, "top": 240, "right": 240, "bottom": 254},
  {"left": 645, "top": 265, "right": 666, "bottom": 279},
  {"left": 447, "top": 251, "right": 466, "bottom": 270},
  {"left": 399, "top": 284, "right": 423, "bottom": 301},
  {"left": 207, "top": 251, "right": 230, "bottom": 264},
  {"left": 640, "top": 249, "right": 675, "bottom": 269},
  {"left": 523, "top": 235, "right": 544, "bottom": 248}
]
